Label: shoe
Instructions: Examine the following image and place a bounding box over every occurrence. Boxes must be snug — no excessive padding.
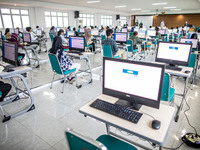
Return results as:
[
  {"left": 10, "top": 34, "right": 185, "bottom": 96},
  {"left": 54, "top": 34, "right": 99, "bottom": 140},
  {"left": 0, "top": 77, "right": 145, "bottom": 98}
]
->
[{"left": 68, "top": 76, "right": 75, "bottom": 84}]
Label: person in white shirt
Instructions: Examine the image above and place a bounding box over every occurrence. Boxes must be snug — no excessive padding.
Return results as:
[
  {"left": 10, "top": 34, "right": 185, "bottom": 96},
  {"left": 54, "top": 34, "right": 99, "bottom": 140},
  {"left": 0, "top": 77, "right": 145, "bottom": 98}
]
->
[
  {"left": 100, "top": 26, "right": 107, "bottom": 37},
  {"left": 26, "top": 27, "right": 37, "bottom": 42},
  {"left": 58, "top": 29, "right": 68, "bottom": 44}
]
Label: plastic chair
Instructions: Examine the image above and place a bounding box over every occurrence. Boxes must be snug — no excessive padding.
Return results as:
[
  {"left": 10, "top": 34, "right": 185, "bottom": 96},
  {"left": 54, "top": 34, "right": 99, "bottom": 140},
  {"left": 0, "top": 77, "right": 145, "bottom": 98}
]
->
[
  {"left": 65, "top": 129, "right": 137, "bottom": 150},
  {"left": 188, "top": 53, "right": 197, "bottom": 84},
  {"left": 48, "top": 53, "right": 76, "bottom": 93},
  {"left": 101, "top": 35, "right": 106, "bottom": 41},
  {"left": 103, "top": 44, "right": 119, "bottom": 58},
  {"left": 129, "top": 32, "right": 133, "bottom": 37},
  {"left": 84, "top": 37, "right": 93, "bottom": 52},
  {"left": 161, "top": 73, "right": 175, "bottom": 106},
  {"left": 126, "top": 40, "right": 137, "bottom": 58},
  {"left": 49, "top": 34, "right": 55, "bottom": 44}
]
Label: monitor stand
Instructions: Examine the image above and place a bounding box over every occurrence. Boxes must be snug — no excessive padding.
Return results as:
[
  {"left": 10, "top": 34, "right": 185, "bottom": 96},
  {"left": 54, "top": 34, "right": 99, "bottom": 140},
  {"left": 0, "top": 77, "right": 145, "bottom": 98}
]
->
[{"left": 115, "top": 99, "right": 142, "bottom": 111}]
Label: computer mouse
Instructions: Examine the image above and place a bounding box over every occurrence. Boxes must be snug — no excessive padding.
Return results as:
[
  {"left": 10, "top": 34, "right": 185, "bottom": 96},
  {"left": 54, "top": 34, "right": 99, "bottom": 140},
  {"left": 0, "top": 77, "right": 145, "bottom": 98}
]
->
[
  {"left": 151, "top": 120, "right": 161, "bottom": 130},
  {"left": 185, "top": 70, "right": 190, "bottom": 74}
]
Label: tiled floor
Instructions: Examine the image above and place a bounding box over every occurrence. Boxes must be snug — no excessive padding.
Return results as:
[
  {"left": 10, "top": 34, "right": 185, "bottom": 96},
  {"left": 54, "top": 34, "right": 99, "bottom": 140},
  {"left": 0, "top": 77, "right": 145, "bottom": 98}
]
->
[{"left": 0, "top": 43, "right": 200, "bottom": 150}]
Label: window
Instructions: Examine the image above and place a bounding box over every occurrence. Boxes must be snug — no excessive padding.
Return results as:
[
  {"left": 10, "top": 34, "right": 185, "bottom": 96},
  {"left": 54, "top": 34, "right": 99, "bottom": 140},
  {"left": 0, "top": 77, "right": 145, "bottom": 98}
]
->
[
  {"left": 101, "top": 15, "right": 112, "bottom": 26},
  {"left": 79, "top": 13, "right": 94, "bottom": 27},
  {"left": 0, "top": 8, "right": 30, "bottom": 29},
  {"left": 44, "top": 11, "right": 68, "bottom": 28},
  {"left": 119, "top": 17, "right": 127, "bottom": 26}
]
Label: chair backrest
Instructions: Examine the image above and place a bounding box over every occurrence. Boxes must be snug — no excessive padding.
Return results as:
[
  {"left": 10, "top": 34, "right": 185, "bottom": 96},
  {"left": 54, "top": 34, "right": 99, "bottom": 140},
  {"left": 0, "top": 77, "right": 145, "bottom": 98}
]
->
[
  {"left": 101, "top": 35, "right": 106, "bottom": 41},
  {"left": 161, "top": 73, "right": 170, "bottom": 101},
  {"left": 2, "top": 35, "right": 6, "bottom": 40},
  {"left": 126, "top": 40, "right": 133, "bottom": 52},
  {"left": 188, "top": 53, "right": 196, "bottom": 71},
  {"left": 84, "top": 37, "right": 88, "bottom": 47},
  {"left": 49, "top": 34, "right": 55, "bottom": 43},
  {"left": 129, "top": 32, "right": 133, "bottom": 37},
  {"left": 0, "top": 91, "right": 2, "bottom": 97},
  {"left": 65, "top": 130, "right": 106, "bottom": 150},
  {"left": 48, "top": 53, "right": 63, "bottom": 75},
  {"left": 103, "top": 44, "right": 113, "bottom": 58}
]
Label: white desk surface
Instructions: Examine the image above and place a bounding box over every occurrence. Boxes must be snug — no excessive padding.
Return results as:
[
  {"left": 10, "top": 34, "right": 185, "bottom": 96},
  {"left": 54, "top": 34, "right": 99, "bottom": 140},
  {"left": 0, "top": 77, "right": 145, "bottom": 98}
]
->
[
  {"left": 79, "top": 94, "right": 176, "bottom": 145},
  {"left": 66, "top": 52, "right": 94, "bottom": 58},
  {"left": 165, "top": 66, "right": 193, "bottom": 78}
]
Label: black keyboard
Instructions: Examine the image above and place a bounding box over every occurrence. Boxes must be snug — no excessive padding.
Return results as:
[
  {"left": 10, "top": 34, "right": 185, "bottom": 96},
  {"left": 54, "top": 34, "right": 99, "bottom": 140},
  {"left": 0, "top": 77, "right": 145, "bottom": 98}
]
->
[
  {"left": 68, "top": 50, "right": 82, "bottom": 54},
  {"left": 166, "top": 66, "right": 182, "bottom": 71},
  {"left": 90, "top": 99, "right": 143, "bottom": 124}
]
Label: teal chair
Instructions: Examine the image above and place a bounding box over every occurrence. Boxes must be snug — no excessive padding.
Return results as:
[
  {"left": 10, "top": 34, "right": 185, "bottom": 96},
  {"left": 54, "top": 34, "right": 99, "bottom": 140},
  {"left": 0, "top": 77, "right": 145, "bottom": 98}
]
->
[
  {"left": 49, "top": 34, "right": 55, "bottom": 44},
  {"left": 2, "top": 35, "right": 6, "bottom": 41},
  {"left": 65, "top": 129, "right": 137, "bottom": 150},
  {"left": 188, "top": 53, "right": 197, "bottom": 84},
  {"left": 161, "top": 73, "right": 175, "bottom": 106},
  {"left": 101, "top": 35, "right": 106, "bottom": 41},
  {"left": 84, "top": 37, "right": 93, "bottom": 52},
  {"left": 126, "top": 40, "right": 137, "bottom": 58},
  {"left": 103, "top": 44, "right": 119, "bottom": 58},
  {"left": 129, "top": 32, "right": 133, "bottom": 37},
  {"left": 48, "top": 53, "right": 76, "bottom": 93}
]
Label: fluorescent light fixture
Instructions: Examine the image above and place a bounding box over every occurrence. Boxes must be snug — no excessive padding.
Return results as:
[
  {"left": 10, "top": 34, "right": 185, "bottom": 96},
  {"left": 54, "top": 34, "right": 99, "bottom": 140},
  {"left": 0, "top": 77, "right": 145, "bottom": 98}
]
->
[
  {"left": 170, "top": 9, "right": 182, "bottom": 11},
  {"left": 131, "top": 8, "right": 141, "bottom": 11},
  {"left": 115, "top": 5, "right": 127, "bottom": 8},
  {"left": 152, "top": 2, "right": 167, "bottom": 5},
  {"left": 87, "top": 1, "right": 101, "bottom": 3},
  {"left": 164, "top": 6, "right": 176, "bottom": 9}
]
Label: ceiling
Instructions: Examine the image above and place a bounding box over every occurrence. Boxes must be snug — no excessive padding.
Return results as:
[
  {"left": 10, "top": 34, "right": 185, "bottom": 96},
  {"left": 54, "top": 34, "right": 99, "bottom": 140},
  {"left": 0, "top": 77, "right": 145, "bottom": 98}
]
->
[{"left": 1, "top": 0, "right": 200, "bottom": 15}]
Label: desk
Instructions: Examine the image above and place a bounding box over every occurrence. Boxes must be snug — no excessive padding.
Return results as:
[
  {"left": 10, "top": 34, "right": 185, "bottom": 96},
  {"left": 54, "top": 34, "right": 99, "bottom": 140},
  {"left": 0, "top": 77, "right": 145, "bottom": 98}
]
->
[
  {"left": 0, "top": 66, "right": 35, "bottom": 122},
  {"left": 79, "top": 94, "right": 176, "bottom": 150},
  {"left": 165, "top": 66, "right": 193, "bottom": 122},
  {"left": 66, "top": 52, "right": 94, "bottom": 88}
]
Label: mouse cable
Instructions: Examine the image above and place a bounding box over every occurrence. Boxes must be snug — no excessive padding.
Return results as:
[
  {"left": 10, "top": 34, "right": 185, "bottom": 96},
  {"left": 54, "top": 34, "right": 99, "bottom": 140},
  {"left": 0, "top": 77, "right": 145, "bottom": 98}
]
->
[{"left": 139, "top": 111, "right": 155, "bottom": 120}]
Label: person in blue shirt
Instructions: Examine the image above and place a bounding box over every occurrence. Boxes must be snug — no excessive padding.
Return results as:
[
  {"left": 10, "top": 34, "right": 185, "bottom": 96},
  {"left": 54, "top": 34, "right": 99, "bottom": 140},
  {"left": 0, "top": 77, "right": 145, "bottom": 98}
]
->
[{"left": 102, "top": 29, "right": 126, "bottom": 59}]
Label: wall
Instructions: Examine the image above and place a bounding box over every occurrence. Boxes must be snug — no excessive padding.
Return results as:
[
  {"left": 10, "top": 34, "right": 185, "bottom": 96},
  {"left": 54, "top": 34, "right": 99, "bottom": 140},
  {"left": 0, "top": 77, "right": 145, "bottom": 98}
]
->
[{"left": 153, "top": 14, "right": 200, "bottom": 28}]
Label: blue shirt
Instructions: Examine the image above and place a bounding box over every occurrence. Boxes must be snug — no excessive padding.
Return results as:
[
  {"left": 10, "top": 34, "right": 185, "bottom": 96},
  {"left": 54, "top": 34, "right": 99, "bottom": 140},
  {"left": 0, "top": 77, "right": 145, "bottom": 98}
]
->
[
  {"left": 102, "top": 38, "right": 118, "bottom": 55},
  {"left": 56, "top": 49, "right": 72, "bottom": 71}
]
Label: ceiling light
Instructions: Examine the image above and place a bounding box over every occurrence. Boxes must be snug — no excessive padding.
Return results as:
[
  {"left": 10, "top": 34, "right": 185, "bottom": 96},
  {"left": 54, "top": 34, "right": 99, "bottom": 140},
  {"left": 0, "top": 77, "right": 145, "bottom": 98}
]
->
[
  {"left": 131, "top": 8, "right": 141, "bottom": 11},
  {"left": 163, "top": 6, "right": 176, "bottom": 9},
  {"left": 115, "top": 5, "right": 127, "bottom": 8},
  {"left": 87, "top": 1, "right": 101, "bottom": 3},
  {"left": 170, "top": 9, "right": 182, "bottom": 11},
  {"left": 152, "top": 2, "right": 167, "bottom": 5}
]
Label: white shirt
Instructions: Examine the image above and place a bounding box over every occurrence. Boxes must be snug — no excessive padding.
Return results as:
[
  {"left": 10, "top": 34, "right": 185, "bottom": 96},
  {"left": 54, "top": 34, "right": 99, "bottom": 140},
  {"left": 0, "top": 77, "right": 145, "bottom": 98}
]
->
[
  {"left": 30, "top": 32, "right": 37, "bottom": 42},
  {"left": 60, "top": 34, "right": 68, "bottom": 44},
  {"left": 100, "top": 31, "right": 107, "bottom": 37}
]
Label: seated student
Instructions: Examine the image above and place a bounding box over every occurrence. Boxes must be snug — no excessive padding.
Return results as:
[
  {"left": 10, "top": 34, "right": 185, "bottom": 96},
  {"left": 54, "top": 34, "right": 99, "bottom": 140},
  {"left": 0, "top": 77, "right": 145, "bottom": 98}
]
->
[
  {"left": 50, "top": 26, "right": 57, "bottom": 37},
  {"left": 100, "top": 27, "right": 107, "bottom": 37},
  {"left": 0, "top": 81, "right": 12, "bottom": 102},
  {"left": 49, "top": 36, "right": 81, "bottom": 82},
  {"left": 5, "top": 28, "right": 11, "bottom": 40},
  {"left": 156, "top": 27, "right": 162, "bottom": 39},
  {"left": 8, "top": 33, "right": 25, "bottom": 65},
  {"left": 67, "top": 26, "right": 71, "bottom": 31},
  {"left": 102, "top": 29, "right": 126, "bottom": 59},
  {"left": 129, "top": 31, "right": 143, "bottom": 50},
  {"left": 57, "top": 29, "right": 69, "bottom": 49},
  {"left": 26, "top": 27, "right": 38, "bottom": 43},
  {"left": 85, "top": 29, "right": 96, "bottom": 52},
  {"left": 73, "top": 27, "right": 79, "bottom": 36},
  {"left": 191, "top": 33, "right": 200, "bottom": 50},
  {"left": 34, "top": 26, "right": 40, "bottom": 33}
]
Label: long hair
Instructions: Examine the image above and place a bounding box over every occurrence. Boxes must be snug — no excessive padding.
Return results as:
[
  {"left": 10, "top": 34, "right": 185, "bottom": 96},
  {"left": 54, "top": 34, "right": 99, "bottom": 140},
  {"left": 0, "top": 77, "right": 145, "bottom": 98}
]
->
[
  {"left": 85, "top": 29, "right": 91, "bottom": 42},
  {"left": 5, "top": 28, "right": 10, "bottom": 35},
  {"left": 49, "top": 36, "right": 64, "bottom": 60}
]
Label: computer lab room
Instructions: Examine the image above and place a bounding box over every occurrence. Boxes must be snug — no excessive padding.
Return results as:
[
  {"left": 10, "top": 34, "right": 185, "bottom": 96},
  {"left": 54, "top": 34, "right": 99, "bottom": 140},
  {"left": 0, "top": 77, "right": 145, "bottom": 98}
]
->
[{"left": 0, "top": 0, "right": 200, "bottom": 149}]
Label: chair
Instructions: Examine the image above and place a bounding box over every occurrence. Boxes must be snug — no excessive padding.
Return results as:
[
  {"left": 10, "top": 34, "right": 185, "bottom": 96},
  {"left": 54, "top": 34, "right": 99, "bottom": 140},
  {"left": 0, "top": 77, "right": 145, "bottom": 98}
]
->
[
  {"left": 188, "top": 53, "right": 197, "bottom": 84},
  {"left": 49, "top": 34, "right": 55, "bottom": 44},
  {"left": 48, "top": 53, "right": 76, "bottom": 93},
  {"left": 161, "top": 73, "right": 175, "bottom": 106},
  {"left": 84, "top": 37, "right": 93, "bottom": 52},
  {"left": 129, "top": 32, "right": 133, "bottom": 37},
  {"left": 101, "top": 35, "right": 106, "bottom": 41},
  {"left": 65, "top": 129, "right": 137, "bottom": 150},
  {"left": 126, "top": 40, "right": 137, "bottom": 59},
  {"left": 103, "top": 44, "right": 119, "bottom": 58}
]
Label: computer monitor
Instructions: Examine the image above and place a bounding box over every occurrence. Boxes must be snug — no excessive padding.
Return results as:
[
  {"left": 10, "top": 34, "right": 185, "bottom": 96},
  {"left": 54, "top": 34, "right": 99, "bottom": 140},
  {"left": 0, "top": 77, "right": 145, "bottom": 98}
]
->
[
  {"left": 2, "top": 41, "right": 18, "bottom": 66},
  {"left": 103, "top": 57, "right": 165, "bottom": 110},
  {"left": 168, "top": 29, "right": 172, "bottom": 34},
  {"left": 156, "top": 42, "right": 192, "bottom": 67},
  {"left": 134, "top": 28, "right": 138, "bottom": 32},
  {"left": 159, "top": 29, "right": 166, "bottom": 35},
  {"left": 121, "top": 28, "right": 127, "bottom": 32},
  {"left": 66, "top": 31, "right": 75, "bottom": 38},
  {"left": 14, "top": 29, "right": 19, "bottom": 35},
  {"left": 69, "top": 36, "right": 85, "bottom": 52},
  {"left": 138, "top": 32, "right": 146, "bottom": 39},
  {"left": 180, "top": 38, "right": 198, "bottom": 49},
  {"left": 36, "top": 29, "right": 42, "bottom": 36},
  {"left": 79, "top": 28, "right": 85, "bottom": 33},
  {"left": 22, "top": 33, "right": 31, "bottom": 43},
  {"left": 146, "top": 30, "right": 156, "bottom": 37},
  {"left": 0, "top": 31, "right": 2, "bottom": 39},
  {"left": 114, "top": 32, "right": 127, "bottom": 44},
  {"left": 91, "top": 29, "right": 99, "bottom": 36},
  {"left": 56, "top": 28, "right": 60, "bottom": 32}
]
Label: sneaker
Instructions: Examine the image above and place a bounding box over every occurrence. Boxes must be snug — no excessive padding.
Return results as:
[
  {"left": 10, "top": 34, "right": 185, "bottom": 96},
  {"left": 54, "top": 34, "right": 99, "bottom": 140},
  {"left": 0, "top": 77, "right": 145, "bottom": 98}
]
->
[{"left": 68, "top": 76, "right": 75, "bottom": 84}]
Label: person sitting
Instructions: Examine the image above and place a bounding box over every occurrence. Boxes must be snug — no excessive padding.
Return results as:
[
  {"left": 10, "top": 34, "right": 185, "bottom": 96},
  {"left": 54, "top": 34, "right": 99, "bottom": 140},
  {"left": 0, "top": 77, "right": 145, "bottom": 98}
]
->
[
  {"left": 49, "top": 36, "right": 81, "bottom": 82},
  {"left": 73, "top": 27, "right": 78, "bottom": 36},
  {"left": 26, "top": 27, "right": 39, "bottom": 44},
  {"left": 8, "top": 33, "right": 25, "bottom": 65},
  {"left": 5, "top": 28, "right": 11, "bottom": 40},
  {"left": 155, "top": 27, "right": 162, "bottom": 39},
  {"left": 100, "top": 26, "right": 107, "bottom": 37},
  {"left": 129, "top": 31, "right": 143, "bottom": 50},
  {"left": 102, "top": 29, "right": 126, "bottom": 59},
  {"left": 0, "top": 81, "right": 12, "bottom": 102},
  {"left": 57, "top": 29, "right": 69, "bottom": 49},
  {"left": 50, "top": 26, "right": 57, "bottom": 37},
  {"left": 85, "top": 29, "right": 96, "bottom": 52}
]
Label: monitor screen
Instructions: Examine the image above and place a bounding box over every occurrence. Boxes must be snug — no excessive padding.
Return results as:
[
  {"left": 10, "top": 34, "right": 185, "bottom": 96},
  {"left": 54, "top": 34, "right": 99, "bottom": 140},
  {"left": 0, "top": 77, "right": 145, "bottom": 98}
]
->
[
  {"left": 159, "top": 29, "right": 166, "bottom": 35},
  {"left": 23, "top": 33, "right": 31, "bottom": 43},
  {"left": 91, "top": 29, "right": 99, "bottom": 36},
  {"left": 103, "top": 57, "right": 165, "bottom": 109},
  {"left": 57, "top": 28, "right": 60, "bottom": 32},
  {"left": 66, "top": 31, "right": 75, "bottom": 37},
  {"left": 3, "top": 41, "right": 18, "bottom": 66},
  {"left": 180, "top": 38, "right": 198, "bottom": 49},
  {"left": 69, "top": 36, "right": 85, "bottom": 51},
  {"left": 79, "top": 28, "right": 85, "bottom": 33},
  {"left": 36, "top": 29, "right": 42, "bottom": 36},
  {"left": 156, "top": 42, "right": 192, "bottom": 66},
  {"left": 14, "top": 29, "right": 19, "bottom": 35},
  {"left": 146, "top": 30, "right": 156, "bottom": 37},
  {"left": 168, "top": 29, "right": 172, "bottom": 34},
  {"left": 121, "top": 28, "right": 127, "bottom": 32},
  {"left": 114, "top": 32, "right": 127, "bottom": 43},
  {"left": 138, "top": 32, "right": 146, "bottom": 39},
  {"left": 0, "top": 31, "right": 2, "bottom": 39}
]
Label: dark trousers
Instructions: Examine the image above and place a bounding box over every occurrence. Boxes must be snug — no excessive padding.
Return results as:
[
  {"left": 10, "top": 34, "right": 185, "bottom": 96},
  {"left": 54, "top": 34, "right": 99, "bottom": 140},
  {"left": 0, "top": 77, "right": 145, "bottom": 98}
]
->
[
  {"left": 89, "top": 42, "right": 96, "bottom": 52},
  {"left": 0, "top": 81, "right": 12, "bottom": 102}
]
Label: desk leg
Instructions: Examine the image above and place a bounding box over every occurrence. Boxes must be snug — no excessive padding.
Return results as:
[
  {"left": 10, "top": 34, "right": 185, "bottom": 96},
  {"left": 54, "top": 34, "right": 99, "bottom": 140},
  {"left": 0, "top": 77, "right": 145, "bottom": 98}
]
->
[
  {"left": 2, "top": 74, "right": 35, "bottom": 122},
  {"left": 106, "top": 124, "right": 110, "bottom": 135},
  {"left": 175, "top": 77, "right": 188, "bottom": 122}
]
